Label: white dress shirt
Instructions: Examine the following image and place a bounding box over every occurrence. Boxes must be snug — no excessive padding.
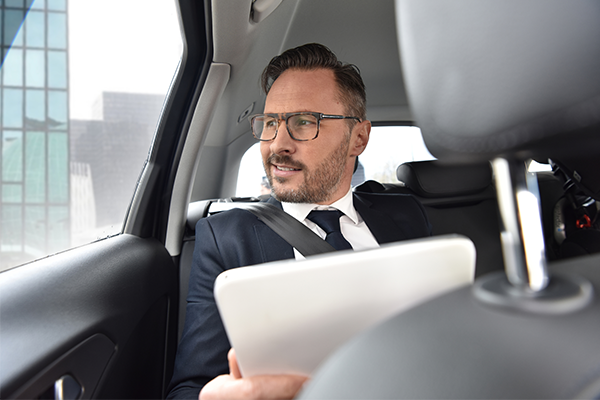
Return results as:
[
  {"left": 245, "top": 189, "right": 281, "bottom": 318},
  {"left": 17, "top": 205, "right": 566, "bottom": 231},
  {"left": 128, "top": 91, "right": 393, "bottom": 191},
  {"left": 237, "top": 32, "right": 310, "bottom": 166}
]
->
[{"left": 281, "top": 188, "right": 379, "bottom": 260}]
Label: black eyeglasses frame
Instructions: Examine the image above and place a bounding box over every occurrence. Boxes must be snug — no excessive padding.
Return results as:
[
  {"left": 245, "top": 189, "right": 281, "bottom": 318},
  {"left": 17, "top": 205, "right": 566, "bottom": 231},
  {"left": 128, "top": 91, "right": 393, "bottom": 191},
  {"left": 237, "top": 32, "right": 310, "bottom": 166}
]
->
[{"left": 249, "top": 112, "right": 362, "bottom": 142}]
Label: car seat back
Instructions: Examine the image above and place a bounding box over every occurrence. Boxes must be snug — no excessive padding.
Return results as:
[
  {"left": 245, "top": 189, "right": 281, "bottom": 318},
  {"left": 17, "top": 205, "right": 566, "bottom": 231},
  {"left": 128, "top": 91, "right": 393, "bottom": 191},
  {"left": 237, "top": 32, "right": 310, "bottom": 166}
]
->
[
  {"left": 398, "top": 160, "right": 502, "bottom": 277},
  {"left": 357, "top": 160, "right": 503, "bottom": 276},
  {"left": 298, "top": 1, "right": 600, "bottom": 398}
]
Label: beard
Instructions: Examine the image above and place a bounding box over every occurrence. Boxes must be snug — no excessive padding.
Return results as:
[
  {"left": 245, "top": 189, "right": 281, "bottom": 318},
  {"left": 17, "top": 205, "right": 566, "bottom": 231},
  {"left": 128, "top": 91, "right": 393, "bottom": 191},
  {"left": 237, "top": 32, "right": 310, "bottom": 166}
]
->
[{"left": 264, "top": 134, "right": 351, "bottom": 203}]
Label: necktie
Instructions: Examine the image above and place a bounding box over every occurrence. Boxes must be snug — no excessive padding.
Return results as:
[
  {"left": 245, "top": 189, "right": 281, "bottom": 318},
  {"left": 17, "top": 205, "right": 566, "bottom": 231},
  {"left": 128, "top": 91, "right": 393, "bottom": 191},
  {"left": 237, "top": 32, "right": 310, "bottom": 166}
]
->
[{"left": 307, "top": 210, "right": 353, "bottom": 251}]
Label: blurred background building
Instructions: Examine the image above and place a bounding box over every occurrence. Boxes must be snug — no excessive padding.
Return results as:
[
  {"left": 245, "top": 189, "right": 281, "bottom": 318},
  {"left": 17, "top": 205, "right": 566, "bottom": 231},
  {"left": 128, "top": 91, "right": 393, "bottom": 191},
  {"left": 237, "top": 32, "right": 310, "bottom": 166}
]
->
[
  {"left": 1, "top": 0, "right": 70, "bottom": 268},
  {"left": 1, "top": 1, "right": 163, "bottom": 269}
]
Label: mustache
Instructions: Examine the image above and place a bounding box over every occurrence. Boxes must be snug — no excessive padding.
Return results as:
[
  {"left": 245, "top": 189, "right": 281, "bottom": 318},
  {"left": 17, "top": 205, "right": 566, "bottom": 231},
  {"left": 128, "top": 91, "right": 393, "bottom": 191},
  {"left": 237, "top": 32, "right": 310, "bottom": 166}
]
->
[{"left": 266, "top": 154, "right": 306, "bottom": 170}]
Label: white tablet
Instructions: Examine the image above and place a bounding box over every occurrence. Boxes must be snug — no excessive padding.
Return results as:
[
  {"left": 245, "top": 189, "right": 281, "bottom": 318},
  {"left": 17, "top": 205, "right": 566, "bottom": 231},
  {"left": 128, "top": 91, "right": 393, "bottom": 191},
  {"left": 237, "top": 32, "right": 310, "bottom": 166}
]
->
[{"left": 214, "top": 235, "right": 476, "bottom": 377}]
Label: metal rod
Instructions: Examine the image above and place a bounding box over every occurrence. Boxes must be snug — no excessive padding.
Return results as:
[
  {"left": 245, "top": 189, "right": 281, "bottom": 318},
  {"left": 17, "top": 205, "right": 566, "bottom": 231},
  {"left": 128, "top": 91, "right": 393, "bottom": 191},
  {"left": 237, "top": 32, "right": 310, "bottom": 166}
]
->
[{"left": 492, "top": 158, "right": 549, "bottom": 292}]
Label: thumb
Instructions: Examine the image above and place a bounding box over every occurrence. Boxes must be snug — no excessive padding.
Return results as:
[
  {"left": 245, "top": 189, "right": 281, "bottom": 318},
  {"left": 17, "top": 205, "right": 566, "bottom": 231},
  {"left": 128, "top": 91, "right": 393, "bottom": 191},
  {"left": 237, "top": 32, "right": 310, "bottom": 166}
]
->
[{"left": 228, "top": 348, "right": 242, "bottom": 379}]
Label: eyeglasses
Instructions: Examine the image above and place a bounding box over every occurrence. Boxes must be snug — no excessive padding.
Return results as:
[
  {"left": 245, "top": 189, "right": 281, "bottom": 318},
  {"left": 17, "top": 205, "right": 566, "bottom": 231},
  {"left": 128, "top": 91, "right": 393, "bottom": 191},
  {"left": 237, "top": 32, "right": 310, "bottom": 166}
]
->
[{"left": 249, "top": 112, "right": 361, "bottom": 141}]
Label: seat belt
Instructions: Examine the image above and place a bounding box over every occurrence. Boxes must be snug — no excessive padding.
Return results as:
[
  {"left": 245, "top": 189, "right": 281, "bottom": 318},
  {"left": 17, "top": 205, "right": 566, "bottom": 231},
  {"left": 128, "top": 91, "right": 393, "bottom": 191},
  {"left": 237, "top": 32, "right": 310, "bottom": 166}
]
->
[{"left": 245, "top": 203, "right": 336, "bottom": 257}]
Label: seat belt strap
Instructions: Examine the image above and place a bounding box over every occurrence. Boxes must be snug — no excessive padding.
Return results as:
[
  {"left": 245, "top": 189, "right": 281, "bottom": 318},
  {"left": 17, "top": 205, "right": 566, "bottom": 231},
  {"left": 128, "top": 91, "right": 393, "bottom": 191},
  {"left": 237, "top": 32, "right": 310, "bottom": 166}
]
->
[{"left": 245, "top": 203, "right": 336, "bottom": 257}]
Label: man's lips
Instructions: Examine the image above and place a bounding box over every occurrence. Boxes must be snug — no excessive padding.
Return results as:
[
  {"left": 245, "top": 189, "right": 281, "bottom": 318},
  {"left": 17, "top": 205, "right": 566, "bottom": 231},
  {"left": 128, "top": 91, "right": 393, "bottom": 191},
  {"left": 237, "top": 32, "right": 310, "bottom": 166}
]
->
[
  {"left": 274, "top": 165, "right": 301, "bottom": 172},
  {"left": 271, "top": 164, "right": 302, "bottom": 178},
  {"left": 267, "top": 154, "right": 305, "bottom": 176}
]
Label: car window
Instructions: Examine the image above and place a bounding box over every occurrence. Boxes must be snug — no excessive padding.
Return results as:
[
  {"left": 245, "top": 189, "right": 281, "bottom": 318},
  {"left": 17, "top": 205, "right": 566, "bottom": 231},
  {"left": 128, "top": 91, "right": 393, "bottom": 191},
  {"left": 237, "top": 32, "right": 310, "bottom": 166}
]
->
[
  {"left": 0, "top": 0, "right": 182, "bottom": 271},
  {"left": 236, "top": 125, "right": 435, "bottom": 197}
]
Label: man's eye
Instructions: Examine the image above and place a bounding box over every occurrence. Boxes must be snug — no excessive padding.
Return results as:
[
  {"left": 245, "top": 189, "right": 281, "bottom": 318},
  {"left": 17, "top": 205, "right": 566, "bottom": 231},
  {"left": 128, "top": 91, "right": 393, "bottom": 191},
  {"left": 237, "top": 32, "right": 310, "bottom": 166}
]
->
[
  {"left": 294, "top": 117, "right": 316, "bottom": 127},
  {"left": 264, "top": 119, "right": 278, "bottom": 128}
]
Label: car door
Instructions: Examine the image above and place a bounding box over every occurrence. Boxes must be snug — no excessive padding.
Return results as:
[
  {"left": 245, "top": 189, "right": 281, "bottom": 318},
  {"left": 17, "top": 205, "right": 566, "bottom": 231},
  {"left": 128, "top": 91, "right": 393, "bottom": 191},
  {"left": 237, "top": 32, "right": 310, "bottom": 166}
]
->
[{"left": 0, "top": 0, "right": 210, "bottom": 398}]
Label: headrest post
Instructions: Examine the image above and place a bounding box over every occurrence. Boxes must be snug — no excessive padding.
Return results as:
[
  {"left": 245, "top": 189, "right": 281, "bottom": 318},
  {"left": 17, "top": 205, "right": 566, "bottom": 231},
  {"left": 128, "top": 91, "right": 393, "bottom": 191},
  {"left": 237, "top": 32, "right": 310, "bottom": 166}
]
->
[{"left": 493, "top": 158, "right": 548, "bottom": 292}]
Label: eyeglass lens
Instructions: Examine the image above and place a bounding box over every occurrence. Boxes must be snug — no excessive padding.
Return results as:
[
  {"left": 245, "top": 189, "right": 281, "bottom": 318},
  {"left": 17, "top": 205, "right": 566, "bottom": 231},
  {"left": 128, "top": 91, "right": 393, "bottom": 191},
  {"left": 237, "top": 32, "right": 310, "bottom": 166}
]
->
[{"left": 252, "top": 114, "right": 319, "bottom": 141}]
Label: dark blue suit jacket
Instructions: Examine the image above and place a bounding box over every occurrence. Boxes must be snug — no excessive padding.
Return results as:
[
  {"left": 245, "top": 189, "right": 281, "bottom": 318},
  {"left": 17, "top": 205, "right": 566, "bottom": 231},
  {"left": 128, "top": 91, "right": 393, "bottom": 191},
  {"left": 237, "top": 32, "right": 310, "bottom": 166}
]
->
[{"left": 167, "top": 190, "right": 431, "bottom": 399}]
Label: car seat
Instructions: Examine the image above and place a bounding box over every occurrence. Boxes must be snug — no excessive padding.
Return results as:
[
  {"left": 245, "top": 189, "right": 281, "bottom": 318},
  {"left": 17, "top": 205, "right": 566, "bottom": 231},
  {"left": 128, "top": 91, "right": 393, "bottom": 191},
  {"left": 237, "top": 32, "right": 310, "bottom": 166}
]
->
[
  {"left": 298, "top": 1, "right": 600, "bottom": 398},
  {"left": 357, "top": 160, "right": 503, "bottom": 276}
]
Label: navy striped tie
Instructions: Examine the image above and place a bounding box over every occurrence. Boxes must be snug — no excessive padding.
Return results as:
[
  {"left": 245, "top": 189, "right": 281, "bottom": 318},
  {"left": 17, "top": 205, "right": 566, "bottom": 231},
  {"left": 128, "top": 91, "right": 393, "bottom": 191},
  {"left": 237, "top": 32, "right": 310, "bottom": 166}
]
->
[{"left": 307, "top": 210, "right": 353, "bottom": 251}]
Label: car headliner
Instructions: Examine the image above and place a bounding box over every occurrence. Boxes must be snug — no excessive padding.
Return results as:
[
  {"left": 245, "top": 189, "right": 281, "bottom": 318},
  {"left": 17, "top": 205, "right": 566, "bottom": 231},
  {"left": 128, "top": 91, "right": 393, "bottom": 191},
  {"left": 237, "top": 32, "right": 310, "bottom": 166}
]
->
[{"left": 206, "top": 0, "right": 410, "bottom": 149}]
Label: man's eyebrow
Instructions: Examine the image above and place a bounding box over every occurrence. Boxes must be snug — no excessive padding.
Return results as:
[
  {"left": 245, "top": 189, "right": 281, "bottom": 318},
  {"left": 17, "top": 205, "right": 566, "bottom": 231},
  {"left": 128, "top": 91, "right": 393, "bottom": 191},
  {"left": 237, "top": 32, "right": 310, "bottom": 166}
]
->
[{"left": 263, "top": 111, "right": 316, "bottom": 116}]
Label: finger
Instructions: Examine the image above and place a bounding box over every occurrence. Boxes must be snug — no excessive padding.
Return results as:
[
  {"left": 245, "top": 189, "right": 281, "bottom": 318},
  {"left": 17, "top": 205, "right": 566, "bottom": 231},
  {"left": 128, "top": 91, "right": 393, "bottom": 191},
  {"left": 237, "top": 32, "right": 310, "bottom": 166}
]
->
[
  {"left": 251, "top": 374, "right": 310, "bottom": 400},
  {"left": 228, "top": 348, "right": 242, "bottom": 379},
  {"left": 199, "top": 374, "right": 234, "bottom": 400},
  {"left": 200, "top": 373, "right": 309, "bottom": 400}
]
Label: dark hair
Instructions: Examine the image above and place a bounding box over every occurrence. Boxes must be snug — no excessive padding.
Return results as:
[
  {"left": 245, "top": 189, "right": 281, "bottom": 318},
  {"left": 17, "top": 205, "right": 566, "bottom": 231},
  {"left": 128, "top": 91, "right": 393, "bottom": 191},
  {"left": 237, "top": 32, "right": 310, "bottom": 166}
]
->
[{"left": 261, "top": 43, "right": 367, "bottom": 120}]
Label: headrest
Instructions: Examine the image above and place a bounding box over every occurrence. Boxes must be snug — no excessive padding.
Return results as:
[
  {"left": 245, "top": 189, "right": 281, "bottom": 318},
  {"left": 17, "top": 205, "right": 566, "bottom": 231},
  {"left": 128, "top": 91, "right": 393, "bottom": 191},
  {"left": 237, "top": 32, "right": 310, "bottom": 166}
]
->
[
  {"left": 396, "top": 160, "right": 492, "bottom": 197},
  {"left": 396, "top": 0, "right": 600, "bottom": 162}
]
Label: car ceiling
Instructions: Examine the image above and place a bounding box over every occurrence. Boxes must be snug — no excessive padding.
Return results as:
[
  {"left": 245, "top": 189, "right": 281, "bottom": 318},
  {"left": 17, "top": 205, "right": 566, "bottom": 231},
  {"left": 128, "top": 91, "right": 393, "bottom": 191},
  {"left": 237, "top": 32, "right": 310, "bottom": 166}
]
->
[{"left": 204, "top": 0, "right": 410, "bottom": 149}]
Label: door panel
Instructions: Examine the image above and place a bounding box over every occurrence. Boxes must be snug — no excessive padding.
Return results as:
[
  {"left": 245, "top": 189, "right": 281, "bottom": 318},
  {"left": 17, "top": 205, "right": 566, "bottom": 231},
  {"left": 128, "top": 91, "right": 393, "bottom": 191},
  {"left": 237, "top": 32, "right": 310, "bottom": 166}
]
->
[
  {"left": 0, "top": 234, "right": 178, "bottom": 399},
  {"left": 0, "top": 0, "right": 210, "bottom": 398},
  {"left": 11, "top": 334, "right": 115, "bottom": 399}
]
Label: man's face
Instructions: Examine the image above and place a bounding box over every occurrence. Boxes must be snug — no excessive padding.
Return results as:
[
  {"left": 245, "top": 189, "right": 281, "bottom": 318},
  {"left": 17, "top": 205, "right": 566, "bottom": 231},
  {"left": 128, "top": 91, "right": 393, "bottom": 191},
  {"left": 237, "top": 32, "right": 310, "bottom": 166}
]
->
[{"left": 261, "top": 68, "right": 370, "bottom": 204}]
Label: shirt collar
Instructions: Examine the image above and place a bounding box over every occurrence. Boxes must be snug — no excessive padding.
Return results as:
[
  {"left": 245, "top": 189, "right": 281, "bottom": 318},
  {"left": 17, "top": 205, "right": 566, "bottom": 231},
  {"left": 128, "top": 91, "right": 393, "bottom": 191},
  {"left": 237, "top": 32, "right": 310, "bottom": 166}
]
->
[{"left": 281, "top": 188, "right": 359, "bottom": 224}]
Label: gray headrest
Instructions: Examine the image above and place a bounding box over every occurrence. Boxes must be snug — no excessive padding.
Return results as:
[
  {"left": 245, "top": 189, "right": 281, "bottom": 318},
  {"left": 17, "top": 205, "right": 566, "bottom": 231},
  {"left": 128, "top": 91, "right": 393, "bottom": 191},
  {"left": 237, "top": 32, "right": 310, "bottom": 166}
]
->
[
  {"left": 396, "top": 160, "right": 492, "bottom": 197},
  {"left": 396, "top": 0, "right": 600, "bottom": 162}
]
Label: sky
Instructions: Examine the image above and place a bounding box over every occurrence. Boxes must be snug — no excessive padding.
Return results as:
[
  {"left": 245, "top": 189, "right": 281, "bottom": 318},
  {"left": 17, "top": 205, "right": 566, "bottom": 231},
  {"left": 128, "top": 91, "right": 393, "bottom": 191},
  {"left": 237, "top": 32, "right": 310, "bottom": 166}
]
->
[{"left": 67, "top": 0, "right": 183, "bottom": 119}]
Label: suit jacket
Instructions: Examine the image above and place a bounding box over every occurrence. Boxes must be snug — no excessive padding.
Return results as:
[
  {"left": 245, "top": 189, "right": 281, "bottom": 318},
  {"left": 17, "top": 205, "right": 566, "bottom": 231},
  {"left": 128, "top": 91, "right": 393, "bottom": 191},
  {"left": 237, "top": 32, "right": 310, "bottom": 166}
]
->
[{"left": 167, "top": 189, "right": 431, "bottom": 399}]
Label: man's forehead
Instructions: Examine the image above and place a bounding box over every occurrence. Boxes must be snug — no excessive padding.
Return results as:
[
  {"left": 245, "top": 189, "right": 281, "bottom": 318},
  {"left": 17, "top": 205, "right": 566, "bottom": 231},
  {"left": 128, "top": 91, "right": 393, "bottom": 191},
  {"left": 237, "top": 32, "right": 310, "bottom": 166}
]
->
[
  {"left": 264, "top": 68, "right": 343, "bottom": 112},
  {"left": 270, "top": 68, "right": 335, "bottom": 90}
]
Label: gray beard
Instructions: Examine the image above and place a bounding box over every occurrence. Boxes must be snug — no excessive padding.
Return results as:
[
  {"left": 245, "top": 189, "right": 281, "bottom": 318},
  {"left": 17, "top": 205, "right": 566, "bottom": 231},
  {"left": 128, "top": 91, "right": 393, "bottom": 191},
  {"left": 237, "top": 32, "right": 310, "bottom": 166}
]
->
[{"left": 265, "top": 135, "right": 351, "bottom": 204}]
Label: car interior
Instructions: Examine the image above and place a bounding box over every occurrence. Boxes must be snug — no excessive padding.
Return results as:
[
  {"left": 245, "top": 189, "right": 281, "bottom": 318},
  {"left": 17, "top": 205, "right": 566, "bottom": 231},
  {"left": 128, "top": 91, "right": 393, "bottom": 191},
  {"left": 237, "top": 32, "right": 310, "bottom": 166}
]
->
[{"left": 1, "top": 0, "right": 599, "bottom": 398}]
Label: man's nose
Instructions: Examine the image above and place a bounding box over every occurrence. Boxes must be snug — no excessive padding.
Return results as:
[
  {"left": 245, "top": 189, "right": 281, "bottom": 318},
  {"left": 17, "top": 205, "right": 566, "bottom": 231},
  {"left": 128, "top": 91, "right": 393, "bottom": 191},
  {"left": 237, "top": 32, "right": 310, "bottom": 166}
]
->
[{"left": 269, "top": 120, "right": 296, "bottom": 154}]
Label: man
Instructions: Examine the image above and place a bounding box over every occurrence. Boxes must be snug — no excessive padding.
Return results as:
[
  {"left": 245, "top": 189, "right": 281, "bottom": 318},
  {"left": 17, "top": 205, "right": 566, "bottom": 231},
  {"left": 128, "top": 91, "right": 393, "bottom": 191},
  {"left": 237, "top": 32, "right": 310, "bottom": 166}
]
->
[{"left": 168, "top": 43, "right": 431, "bottom": 400}]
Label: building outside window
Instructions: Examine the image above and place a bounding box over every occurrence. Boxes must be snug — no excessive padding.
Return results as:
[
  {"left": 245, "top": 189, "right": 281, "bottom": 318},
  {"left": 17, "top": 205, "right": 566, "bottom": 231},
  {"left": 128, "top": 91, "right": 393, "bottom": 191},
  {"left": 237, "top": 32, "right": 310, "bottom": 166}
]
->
[
  {"left": 1, "top": 0, "right": 70, "bottom": 268},
  {"left": 1, "top": 0, "right": 182, "bottom": 271}
]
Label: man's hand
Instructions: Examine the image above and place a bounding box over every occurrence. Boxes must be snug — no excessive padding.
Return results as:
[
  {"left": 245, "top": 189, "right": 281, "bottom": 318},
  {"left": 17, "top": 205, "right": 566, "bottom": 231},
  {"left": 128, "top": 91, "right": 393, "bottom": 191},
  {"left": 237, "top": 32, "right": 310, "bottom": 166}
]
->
[{"left": 199, "top": 349, "right": 309, "bottom": 400}]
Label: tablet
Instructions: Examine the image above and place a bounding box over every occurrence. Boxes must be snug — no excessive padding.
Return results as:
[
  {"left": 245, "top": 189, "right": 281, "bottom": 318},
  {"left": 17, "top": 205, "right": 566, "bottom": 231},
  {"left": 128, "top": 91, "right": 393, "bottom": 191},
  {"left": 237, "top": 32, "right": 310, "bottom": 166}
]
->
[{"left": 214, "top": 235, "right": 476, "bottom": 377}]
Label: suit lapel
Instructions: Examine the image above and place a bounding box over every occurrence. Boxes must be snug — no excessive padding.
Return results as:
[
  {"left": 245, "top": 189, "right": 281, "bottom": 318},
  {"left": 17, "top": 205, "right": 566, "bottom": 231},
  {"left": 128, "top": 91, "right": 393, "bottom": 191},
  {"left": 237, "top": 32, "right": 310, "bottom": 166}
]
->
[
  {"left": 353, "top": 193, "right": 408, "bottom": 245},
  {"left": 266, "top": 196, "right": 283, "bottom": 208}
]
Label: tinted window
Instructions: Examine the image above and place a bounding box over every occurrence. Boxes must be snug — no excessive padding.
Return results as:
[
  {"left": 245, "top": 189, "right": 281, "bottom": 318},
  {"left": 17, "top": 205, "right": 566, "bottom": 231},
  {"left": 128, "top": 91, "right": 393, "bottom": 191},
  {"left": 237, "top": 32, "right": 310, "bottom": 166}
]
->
[{"left": 0, "top": 0, "right": 182, "bottom": 271}]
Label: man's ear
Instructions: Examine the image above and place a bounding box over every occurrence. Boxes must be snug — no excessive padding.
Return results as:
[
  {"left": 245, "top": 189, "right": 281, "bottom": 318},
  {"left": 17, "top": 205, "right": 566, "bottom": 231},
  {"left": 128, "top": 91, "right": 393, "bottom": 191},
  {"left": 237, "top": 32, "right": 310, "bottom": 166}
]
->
[{"left": 350, "top": 120, "right": 371, "bottom": 157}]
